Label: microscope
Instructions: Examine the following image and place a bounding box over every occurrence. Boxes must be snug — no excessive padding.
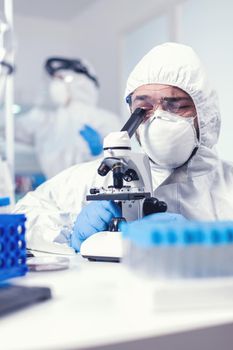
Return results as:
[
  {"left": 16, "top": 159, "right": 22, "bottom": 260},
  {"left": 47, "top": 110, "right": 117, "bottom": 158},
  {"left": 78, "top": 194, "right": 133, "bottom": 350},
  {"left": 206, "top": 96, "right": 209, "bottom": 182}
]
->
[{"left": 80, "top": 108, "right": 167, "bottom": 262}]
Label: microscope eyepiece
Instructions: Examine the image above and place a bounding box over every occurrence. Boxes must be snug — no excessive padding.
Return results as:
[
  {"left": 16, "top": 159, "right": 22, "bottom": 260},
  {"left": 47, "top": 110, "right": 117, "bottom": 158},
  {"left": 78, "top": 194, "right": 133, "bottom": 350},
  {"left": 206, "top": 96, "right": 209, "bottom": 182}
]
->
[{"left": 121, "top": 107, "right": 147, "bottom": 138}]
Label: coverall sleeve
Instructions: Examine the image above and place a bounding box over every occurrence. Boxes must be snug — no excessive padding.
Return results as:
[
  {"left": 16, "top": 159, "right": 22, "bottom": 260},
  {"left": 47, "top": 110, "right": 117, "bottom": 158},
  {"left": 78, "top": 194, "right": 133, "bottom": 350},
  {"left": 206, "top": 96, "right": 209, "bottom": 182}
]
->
[
  {"left": 14, "top": 163, "right": 92, "bottom": 254},
  {"left": 14, "top": 108, "right": 47, "bottom": 145}
]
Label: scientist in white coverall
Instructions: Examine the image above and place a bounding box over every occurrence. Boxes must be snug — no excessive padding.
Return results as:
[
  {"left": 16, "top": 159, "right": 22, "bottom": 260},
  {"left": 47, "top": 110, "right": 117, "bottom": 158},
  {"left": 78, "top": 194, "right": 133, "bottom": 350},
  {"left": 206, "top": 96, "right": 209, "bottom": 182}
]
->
[
  {"left": 15, "top": 43, "right": 233, "bottom": 254},
  {"left": 14, "top": 57, "right": 120, "bottom": 178}
]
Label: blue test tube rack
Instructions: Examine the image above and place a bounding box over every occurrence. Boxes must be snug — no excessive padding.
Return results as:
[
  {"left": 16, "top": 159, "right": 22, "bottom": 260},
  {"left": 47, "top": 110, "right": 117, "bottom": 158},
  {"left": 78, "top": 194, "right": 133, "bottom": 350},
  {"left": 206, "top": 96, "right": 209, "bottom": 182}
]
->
[
  {"left": 0, "top": 214, "right": 28, "bottom": 283},
  {"left": 122, "top": 221, "right": 233, "bottom": 278}
]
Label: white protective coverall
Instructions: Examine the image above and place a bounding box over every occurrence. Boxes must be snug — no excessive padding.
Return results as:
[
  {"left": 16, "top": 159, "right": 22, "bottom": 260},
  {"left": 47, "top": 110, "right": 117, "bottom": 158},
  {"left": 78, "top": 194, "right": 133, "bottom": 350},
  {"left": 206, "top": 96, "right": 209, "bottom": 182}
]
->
[
  {"left": 15, "top": 42, "right": 233, "bottom": 255},
  {"left": 14, "top": 67, "right": 120, "bottom": 178}
]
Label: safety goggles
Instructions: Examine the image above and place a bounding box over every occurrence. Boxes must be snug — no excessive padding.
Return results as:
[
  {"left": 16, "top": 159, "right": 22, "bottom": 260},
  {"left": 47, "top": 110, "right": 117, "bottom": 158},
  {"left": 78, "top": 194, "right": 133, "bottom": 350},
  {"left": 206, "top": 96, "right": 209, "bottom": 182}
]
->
[
  {"left": 45, "top": 57, "right": 99, "bottom": 87},
  {"left": 126, "top": 94, "right": 195, "bottom": 117}
]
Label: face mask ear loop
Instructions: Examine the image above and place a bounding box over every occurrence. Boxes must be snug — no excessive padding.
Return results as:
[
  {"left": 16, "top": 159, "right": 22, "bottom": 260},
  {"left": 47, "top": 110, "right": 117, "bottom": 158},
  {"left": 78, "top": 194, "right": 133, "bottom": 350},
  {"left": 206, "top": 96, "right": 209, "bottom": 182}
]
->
[
  {"left": 150, "top": 115, "right": 157, "bottom": 124},
  {"left": 189, "top": 114, "right": 197, "bottom": 123},
  {"left": 190, "top": 114, "right": 200, "bottom": 144}
]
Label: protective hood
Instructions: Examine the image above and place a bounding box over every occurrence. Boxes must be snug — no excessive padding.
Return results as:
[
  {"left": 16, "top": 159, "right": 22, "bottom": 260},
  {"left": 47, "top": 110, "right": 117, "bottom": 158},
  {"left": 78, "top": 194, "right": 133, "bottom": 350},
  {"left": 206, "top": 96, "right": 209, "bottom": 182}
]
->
[
  {"left": 125, "top": 42, "right": 221, "bottom": 177},
  {"left": 64, "top": 72, "right": 99, "bottom": 107},
  {"left": 47, "top": 57, "right": 99, "bottom": 107}
]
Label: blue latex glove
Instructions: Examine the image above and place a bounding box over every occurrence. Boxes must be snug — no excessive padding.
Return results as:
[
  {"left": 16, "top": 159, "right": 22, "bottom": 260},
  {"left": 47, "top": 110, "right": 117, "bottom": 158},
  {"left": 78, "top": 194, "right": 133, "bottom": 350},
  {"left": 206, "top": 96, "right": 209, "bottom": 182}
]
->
[
  {"left": 71, "top": 200, "right": 121, "bottom": 252},
  {"left": 79, "top": 124, "right": 103, "bottom": 156}
]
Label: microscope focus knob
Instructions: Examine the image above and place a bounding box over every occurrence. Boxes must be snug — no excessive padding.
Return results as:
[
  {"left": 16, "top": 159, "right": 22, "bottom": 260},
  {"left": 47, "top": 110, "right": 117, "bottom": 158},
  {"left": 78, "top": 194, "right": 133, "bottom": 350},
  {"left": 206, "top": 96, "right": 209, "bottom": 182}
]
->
[
  {"left": 123, "top": 169, "right": 139, "bottom": 182},
  {"left": 143, "top": 197, "right": 167, "bottom": 216},
  {"left": 90, "top": 188, "right": 100, "bottom": 195},
  {"left": 108, "top": 217, "right": 127, "bottom": 232}
]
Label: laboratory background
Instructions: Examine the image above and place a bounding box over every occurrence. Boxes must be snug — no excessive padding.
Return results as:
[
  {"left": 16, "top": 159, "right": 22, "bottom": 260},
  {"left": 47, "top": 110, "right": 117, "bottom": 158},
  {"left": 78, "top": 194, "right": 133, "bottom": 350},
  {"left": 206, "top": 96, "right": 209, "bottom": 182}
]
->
[
  {"left": 1, "top": 1, "right": 233, "bottom": 350},
  {"left": 0, "top": 0, "right": 233, "bottom": 199}
]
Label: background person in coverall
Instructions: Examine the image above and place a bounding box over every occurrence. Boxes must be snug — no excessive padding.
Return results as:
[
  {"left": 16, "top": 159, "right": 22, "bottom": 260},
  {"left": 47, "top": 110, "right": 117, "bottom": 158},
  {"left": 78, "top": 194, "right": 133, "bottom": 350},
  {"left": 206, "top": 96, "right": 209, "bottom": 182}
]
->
[{"left": 13, "top": 57, "right": 121, "bottom": 178}]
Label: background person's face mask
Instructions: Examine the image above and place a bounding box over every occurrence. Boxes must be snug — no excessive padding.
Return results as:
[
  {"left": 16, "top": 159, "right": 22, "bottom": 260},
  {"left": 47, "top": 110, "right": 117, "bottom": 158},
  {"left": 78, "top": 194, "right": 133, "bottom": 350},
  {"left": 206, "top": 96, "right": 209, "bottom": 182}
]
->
[
  {"left": 138, "top": 109, "right": 199, "bottom": 169},
  {"left": 49, "top": 79, "right": 70, "bottom": 107}
]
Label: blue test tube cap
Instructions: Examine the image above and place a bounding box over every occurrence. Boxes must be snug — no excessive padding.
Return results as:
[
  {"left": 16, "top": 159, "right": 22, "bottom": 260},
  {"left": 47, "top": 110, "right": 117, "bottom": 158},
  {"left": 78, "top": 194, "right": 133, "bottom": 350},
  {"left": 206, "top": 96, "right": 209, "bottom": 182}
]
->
[
  {"left": 200, "top": 222, "right": 226, "bottom": 245},
  {"left": 199, "top": 223, "right": 212, "bottom": 246},
  {"left": 183, "top": 228, "right": 196, "bottom": 245},
  {"left": 152, "top": 230, "right": 163, "bottom": 245},
  {"left": 174, "top": 222, "right": 204, "bottom": 246},
  {"left": 152, "top": 223, "right": 177, "bottom": 246},
  {"left": 176, "top": 222, "right": 195, "bottom": 245},
  {"left": 215, "top": 221, "right": 233, "bottom": 245},
  {"left": 226, "top": 224, "right": 233, "bottom": 244},
  {"left": 166, "top": 228, "right": 178, "bottom": 245},
  {"left": 209, "top": 222, "right": 228, "bottom": 245}
]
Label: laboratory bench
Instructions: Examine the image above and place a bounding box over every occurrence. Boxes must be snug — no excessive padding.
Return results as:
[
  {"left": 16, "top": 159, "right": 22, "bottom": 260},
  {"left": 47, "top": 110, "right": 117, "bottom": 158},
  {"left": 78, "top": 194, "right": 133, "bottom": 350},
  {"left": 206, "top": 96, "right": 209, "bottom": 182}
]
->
[{"left": 1, "top": 254, "right": 233, "bottom": 350}]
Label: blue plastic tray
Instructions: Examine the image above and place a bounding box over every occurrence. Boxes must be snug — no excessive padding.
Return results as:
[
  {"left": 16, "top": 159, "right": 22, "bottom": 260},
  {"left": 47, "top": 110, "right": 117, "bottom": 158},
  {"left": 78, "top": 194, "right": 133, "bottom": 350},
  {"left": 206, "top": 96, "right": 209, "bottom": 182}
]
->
[{"left": 0, "top": 214, "right": 28, "bottom": 282}]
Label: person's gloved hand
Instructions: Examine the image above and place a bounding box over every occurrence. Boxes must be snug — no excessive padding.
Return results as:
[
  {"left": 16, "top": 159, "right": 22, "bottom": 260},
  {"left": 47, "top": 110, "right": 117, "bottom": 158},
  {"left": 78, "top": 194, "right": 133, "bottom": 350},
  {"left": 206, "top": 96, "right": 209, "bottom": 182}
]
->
[
  {"left": 71, "top": 200, "right": 121, "bottom": 252},
  {"left": 79, "top": 124, "right": 103, "bottom": 156}
]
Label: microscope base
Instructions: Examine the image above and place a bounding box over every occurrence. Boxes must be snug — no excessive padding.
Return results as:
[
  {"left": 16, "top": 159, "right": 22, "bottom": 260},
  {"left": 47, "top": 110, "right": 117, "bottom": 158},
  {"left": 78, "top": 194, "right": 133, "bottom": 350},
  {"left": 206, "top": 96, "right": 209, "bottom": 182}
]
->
[{"left": 80, "top": 231, "right": 123, "bottom": 263}]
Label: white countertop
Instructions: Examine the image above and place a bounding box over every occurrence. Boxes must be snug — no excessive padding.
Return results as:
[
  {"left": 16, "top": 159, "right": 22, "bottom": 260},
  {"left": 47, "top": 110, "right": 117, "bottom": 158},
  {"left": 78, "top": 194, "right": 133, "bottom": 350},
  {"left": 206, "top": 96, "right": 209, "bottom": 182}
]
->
[{"left": 1, "top": 254, "right": 233, "bottom": 350}]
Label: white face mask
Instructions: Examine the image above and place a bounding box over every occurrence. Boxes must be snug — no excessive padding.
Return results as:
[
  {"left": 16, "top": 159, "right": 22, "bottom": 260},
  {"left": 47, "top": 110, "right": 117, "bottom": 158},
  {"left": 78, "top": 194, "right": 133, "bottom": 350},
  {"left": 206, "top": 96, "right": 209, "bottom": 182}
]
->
[
  {"left": 49, "top": 79, "right": 70, "bottom": 107},
  {"left": 138, "top": 109, "right": 199, "bottom": 169}
]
